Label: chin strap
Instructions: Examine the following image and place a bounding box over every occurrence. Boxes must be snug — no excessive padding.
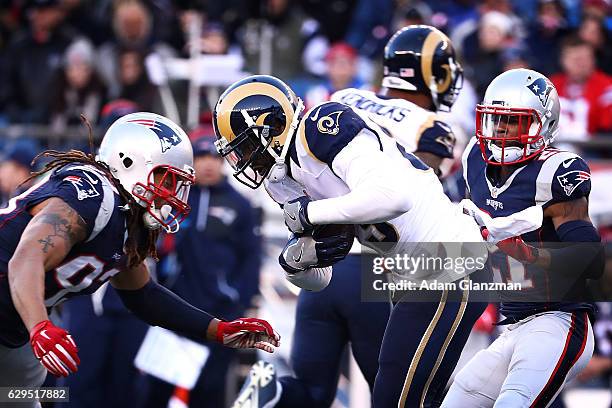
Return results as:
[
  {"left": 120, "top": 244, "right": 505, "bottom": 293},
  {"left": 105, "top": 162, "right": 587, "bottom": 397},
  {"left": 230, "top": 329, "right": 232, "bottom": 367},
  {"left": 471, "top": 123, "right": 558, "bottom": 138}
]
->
[
  {"left": 269, "top": 98, "right": 305, "bottom": 182},
  {"left": 142, "top": 204, "right": 179, "bottom": 233}
]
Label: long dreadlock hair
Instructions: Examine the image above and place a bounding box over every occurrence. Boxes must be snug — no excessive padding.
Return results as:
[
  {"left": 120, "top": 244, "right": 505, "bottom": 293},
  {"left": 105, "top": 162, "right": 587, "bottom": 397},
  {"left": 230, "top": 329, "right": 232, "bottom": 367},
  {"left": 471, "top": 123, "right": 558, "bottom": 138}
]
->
[{"left": 25, "top": 116, "right": 159, "bottom": 268}]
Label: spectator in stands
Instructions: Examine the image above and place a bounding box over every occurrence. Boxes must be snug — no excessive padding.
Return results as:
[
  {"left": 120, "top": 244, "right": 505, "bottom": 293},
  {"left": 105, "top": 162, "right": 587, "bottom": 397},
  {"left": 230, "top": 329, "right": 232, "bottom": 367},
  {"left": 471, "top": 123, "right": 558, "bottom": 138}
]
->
[
  {"left": 0, "top": 0, "right": 74, "bottom": 123},
  {"left": 239, "top": 0, "right": 321, "bottom": 80},
  {"left": 460, "top": 11, "right": 520, "bottom": 99},
  {"left": 0, "top": 2, "right": 20, "bottom": 116},
  {"left": 393, "top": 2, "right": 433, "bottom": 30},
  {"left": 0, "top": 139, "right": 39, "bottom": 204},
  {"left": 578, "top": 14, "right": 612, "bottom": 75},
  {"left": 117, "top": 48, "right": 160, "bottom": 112},
  {"left": 343, "top": 0, "right": 393, "bottom": 60},
  {"left": 139, "top": 132, "right": 262, "bottom": 408},
  {"left": 304, "top": 42, "right": 366, "bottom": 109},
  {"left": 50, "top": 38, "right": 107, "bottom": 133},
  {"left": 97, "top": 0, "right": 174, "bottom": 98},
  {"left": 501, "top": 46, "right": 531, "bottom": 71},
  {"left": 98, "top": 99, "right": 140, "bottom": 130},
  {"left": 551, "top": 36, "right": 612, "bottom": 141},
  {"left": 524, "top": 0, "right": 569, "bottom": 76}
]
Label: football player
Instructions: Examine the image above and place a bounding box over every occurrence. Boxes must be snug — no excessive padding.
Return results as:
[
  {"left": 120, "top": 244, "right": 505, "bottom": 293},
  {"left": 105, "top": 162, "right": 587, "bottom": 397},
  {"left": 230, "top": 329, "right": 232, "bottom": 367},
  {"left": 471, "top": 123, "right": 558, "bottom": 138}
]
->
[
  {"left": 0, "top": 113, "right": 279, "bottom": 400},
  {"left": 442, "top": 69, "right": 604, "bottom": 407},
  {"left": 231, "top": 24, "right": 464, "bottom": 408},
  {"left": 214, "top": 25, "right": 489, "bottom": 407}
]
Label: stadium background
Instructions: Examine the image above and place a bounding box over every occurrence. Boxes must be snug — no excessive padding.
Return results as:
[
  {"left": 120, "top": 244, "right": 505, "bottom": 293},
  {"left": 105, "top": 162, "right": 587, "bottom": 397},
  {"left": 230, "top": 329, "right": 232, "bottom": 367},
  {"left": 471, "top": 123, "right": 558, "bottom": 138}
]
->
[{"left": 0, "top": 0, "right": 611, "bottom": 407}]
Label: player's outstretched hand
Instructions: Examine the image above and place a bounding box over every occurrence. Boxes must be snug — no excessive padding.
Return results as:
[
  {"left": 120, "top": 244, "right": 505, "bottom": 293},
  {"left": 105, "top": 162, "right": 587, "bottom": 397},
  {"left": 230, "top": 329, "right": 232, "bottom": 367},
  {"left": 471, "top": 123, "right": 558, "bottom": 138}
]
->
[
  {"left": 30, "top": 320, "right": 80, "bottom": 377},
  {"left": 283, "top": 196, "right": 313, "bottom": 234},
  {"left": 216, "top": 318, "right": 281, "bottom": 353},
  {"left": 482, "top": 229, "right": 537, "bottom": 264}
]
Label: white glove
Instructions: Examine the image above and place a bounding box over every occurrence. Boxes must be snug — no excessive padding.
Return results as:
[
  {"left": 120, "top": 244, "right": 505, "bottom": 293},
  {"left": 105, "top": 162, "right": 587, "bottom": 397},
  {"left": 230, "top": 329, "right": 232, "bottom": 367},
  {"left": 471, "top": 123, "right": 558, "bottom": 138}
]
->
[{"left": 459, "top": 199, "right": 543, "bottom": 243}]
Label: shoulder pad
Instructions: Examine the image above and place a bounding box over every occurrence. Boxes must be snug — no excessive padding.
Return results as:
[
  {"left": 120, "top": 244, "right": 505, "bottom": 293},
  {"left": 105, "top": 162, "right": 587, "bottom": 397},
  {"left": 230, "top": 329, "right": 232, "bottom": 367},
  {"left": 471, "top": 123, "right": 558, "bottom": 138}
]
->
[
  {"left": 301, "top": 102, "right": 376, "bottom": 165},
  {"left": 50, "top": 164, "right": 117, "bottom": 241},
  {"left": 415, "top": 117, "right": 456, "bottom": 159},
  {"left": 329, "top": 88, "right": 353, "bottom": 103},
  {"left": 534, "top": 150, "right": 591, "bottom": 206}
]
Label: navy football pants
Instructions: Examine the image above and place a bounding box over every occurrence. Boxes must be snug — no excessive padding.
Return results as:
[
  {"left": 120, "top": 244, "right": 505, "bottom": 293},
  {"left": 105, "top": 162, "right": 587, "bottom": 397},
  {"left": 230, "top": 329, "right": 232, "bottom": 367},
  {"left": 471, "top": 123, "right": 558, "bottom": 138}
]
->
[
  {"left": 277, "top": 255, "right": 391, "bottom": 407},
  {"left": 372, "top": 273, "right": 489, "bottom": 408}
]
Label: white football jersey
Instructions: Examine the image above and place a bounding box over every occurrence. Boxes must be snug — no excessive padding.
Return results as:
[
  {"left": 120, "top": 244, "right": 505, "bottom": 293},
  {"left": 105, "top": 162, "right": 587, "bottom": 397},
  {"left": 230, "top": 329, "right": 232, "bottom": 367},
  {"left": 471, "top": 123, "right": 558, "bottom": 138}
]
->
[
  {"left": 331, "top": 88, "right": 456, "bottom": 160},
  {"left": 266, "top": 101, "right": 482, "bottom": 259}
]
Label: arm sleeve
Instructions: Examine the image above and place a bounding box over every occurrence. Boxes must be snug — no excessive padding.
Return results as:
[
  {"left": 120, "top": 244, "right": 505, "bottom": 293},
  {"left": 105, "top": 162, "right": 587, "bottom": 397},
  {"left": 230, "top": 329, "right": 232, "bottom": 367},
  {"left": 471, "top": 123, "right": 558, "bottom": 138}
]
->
[
  {"left": 548, "top": 220, "right": 605, "bottom": 279},
  {"left": 116, "top": 278, "right": 214, "bottom": 340},
  {"left": 307, "top": 129, "right": 415, "bottom": 224}
]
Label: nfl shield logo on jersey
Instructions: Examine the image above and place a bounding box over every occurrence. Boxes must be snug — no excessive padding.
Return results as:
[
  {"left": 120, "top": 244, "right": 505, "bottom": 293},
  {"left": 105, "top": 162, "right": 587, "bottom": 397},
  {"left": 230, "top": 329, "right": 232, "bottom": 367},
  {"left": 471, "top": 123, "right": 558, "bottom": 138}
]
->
[{"left": 556, "top": 170, "right": 591, "bottom": 196}]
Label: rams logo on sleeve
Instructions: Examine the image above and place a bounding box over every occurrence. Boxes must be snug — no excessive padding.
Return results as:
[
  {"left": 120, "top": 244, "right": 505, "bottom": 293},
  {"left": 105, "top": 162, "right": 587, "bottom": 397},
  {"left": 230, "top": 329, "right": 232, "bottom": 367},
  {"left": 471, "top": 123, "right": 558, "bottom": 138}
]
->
[{"left": 317, "top": 110, "right": 343, "bottom": 135}]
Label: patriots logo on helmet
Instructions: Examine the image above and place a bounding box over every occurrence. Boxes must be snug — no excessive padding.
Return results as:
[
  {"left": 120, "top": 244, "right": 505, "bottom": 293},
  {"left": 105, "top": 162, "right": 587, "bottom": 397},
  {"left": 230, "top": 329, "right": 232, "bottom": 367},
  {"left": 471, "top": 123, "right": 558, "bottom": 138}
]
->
[
  {"left": 128, "top": 119, "right": 182, "bottom": 153},
  {"left": 527, "top": 77, "right": 553, "bottom": 108},
  {"left": 556, "top": 170, "right": 590, "bottom": 197}
]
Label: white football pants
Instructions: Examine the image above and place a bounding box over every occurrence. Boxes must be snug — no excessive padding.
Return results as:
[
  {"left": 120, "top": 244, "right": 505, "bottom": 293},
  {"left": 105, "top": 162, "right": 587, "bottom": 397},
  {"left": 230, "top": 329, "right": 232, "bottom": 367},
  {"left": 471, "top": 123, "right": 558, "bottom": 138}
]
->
[{"left": 442, "top": 311, "right": 594, "bottom": 408}]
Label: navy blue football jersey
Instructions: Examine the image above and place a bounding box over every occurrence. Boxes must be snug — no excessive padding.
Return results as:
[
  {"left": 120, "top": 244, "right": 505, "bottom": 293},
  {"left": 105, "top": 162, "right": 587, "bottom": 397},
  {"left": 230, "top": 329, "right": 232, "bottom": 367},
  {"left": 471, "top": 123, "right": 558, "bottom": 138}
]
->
[
  {"left": 0, "top": 163, "right": 127, "bottom": 347},
  {"left": 463, "top": 137, "right": 596, "bottom": 320}
]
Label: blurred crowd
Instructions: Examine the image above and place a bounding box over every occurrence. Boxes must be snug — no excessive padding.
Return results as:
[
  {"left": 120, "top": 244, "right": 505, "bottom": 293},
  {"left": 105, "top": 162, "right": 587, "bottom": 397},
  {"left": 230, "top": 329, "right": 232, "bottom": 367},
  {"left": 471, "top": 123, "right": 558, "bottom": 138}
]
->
[{"left": 0, "top": 0, "right": 611, "bottom": 148}]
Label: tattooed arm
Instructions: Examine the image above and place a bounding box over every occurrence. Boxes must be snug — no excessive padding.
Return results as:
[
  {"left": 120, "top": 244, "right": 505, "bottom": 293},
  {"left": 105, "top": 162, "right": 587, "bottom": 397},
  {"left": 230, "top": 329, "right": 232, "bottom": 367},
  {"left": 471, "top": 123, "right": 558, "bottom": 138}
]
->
[{"left": 8, "top": 198, "right": 87, "bottom": 331}]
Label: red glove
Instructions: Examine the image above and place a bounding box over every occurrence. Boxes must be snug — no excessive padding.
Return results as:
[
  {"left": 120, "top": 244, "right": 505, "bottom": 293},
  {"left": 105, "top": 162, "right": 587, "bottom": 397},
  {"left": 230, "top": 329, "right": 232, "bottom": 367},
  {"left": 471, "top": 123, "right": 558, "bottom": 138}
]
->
[
  {"left": 482, "top": 228, "right": 538, "bottom": 264},
  {"left": 216, "top": 318, "right": 280, "bottom": 353},
  {"left": 30, "top": 320, "right": 80, "bottom": 377}
]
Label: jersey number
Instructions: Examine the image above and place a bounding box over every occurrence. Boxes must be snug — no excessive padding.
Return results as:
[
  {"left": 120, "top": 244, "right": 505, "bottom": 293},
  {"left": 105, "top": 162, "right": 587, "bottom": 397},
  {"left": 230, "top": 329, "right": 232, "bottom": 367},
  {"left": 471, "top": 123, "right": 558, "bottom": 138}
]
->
[
  {"left": 358, "top": 222, "right": 400, "bottom": 244},
  {"left": 45, "top": 256, "right": 119, "bottom": 306}
]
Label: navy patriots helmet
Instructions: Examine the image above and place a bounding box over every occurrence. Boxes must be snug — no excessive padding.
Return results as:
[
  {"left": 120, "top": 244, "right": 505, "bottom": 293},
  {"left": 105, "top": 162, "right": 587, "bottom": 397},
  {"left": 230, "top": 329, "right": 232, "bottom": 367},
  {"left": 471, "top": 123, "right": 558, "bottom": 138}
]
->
[
  {"left": 383, "top": 25, "right": 463, "bottom": 111},
  {"left": 213, "top": 75, "right": 304, "bottom": 189}
]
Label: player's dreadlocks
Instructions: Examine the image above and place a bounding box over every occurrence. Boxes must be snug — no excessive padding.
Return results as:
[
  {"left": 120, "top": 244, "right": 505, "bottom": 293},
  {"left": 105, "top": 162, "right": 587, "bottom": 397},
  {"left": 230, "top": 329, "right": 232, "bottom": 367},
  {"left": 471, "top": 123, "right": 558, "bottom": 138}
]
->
[{"left": 25, "top": 117, "right": 159, "bottom": 268}]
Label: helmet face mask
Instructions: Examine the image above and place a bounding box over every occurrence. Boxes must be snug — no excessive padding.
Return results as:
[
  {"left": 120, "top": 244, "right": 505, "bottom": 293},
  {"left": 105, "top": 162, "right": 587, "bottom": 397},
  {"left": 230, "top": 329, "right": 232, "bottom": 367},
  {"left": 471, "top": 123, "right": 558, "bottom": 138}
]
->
[
  {"left": 98, "top": 112, "right": 195, "bottom": 233},
  {"left": 475, "top": 68, "right": 560, "bottom": 166},
  {"left": 215, "top": 123, "right": 277, "bottom": 188},
  {"left": 213, "top": 75, "right": 304, "bottom": 189},
  {"left": 476, "top": 105, "right": 544, "bottom": 165},
  {"left": 132, "top": 165, "right": 195, "bottom": 233}
]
